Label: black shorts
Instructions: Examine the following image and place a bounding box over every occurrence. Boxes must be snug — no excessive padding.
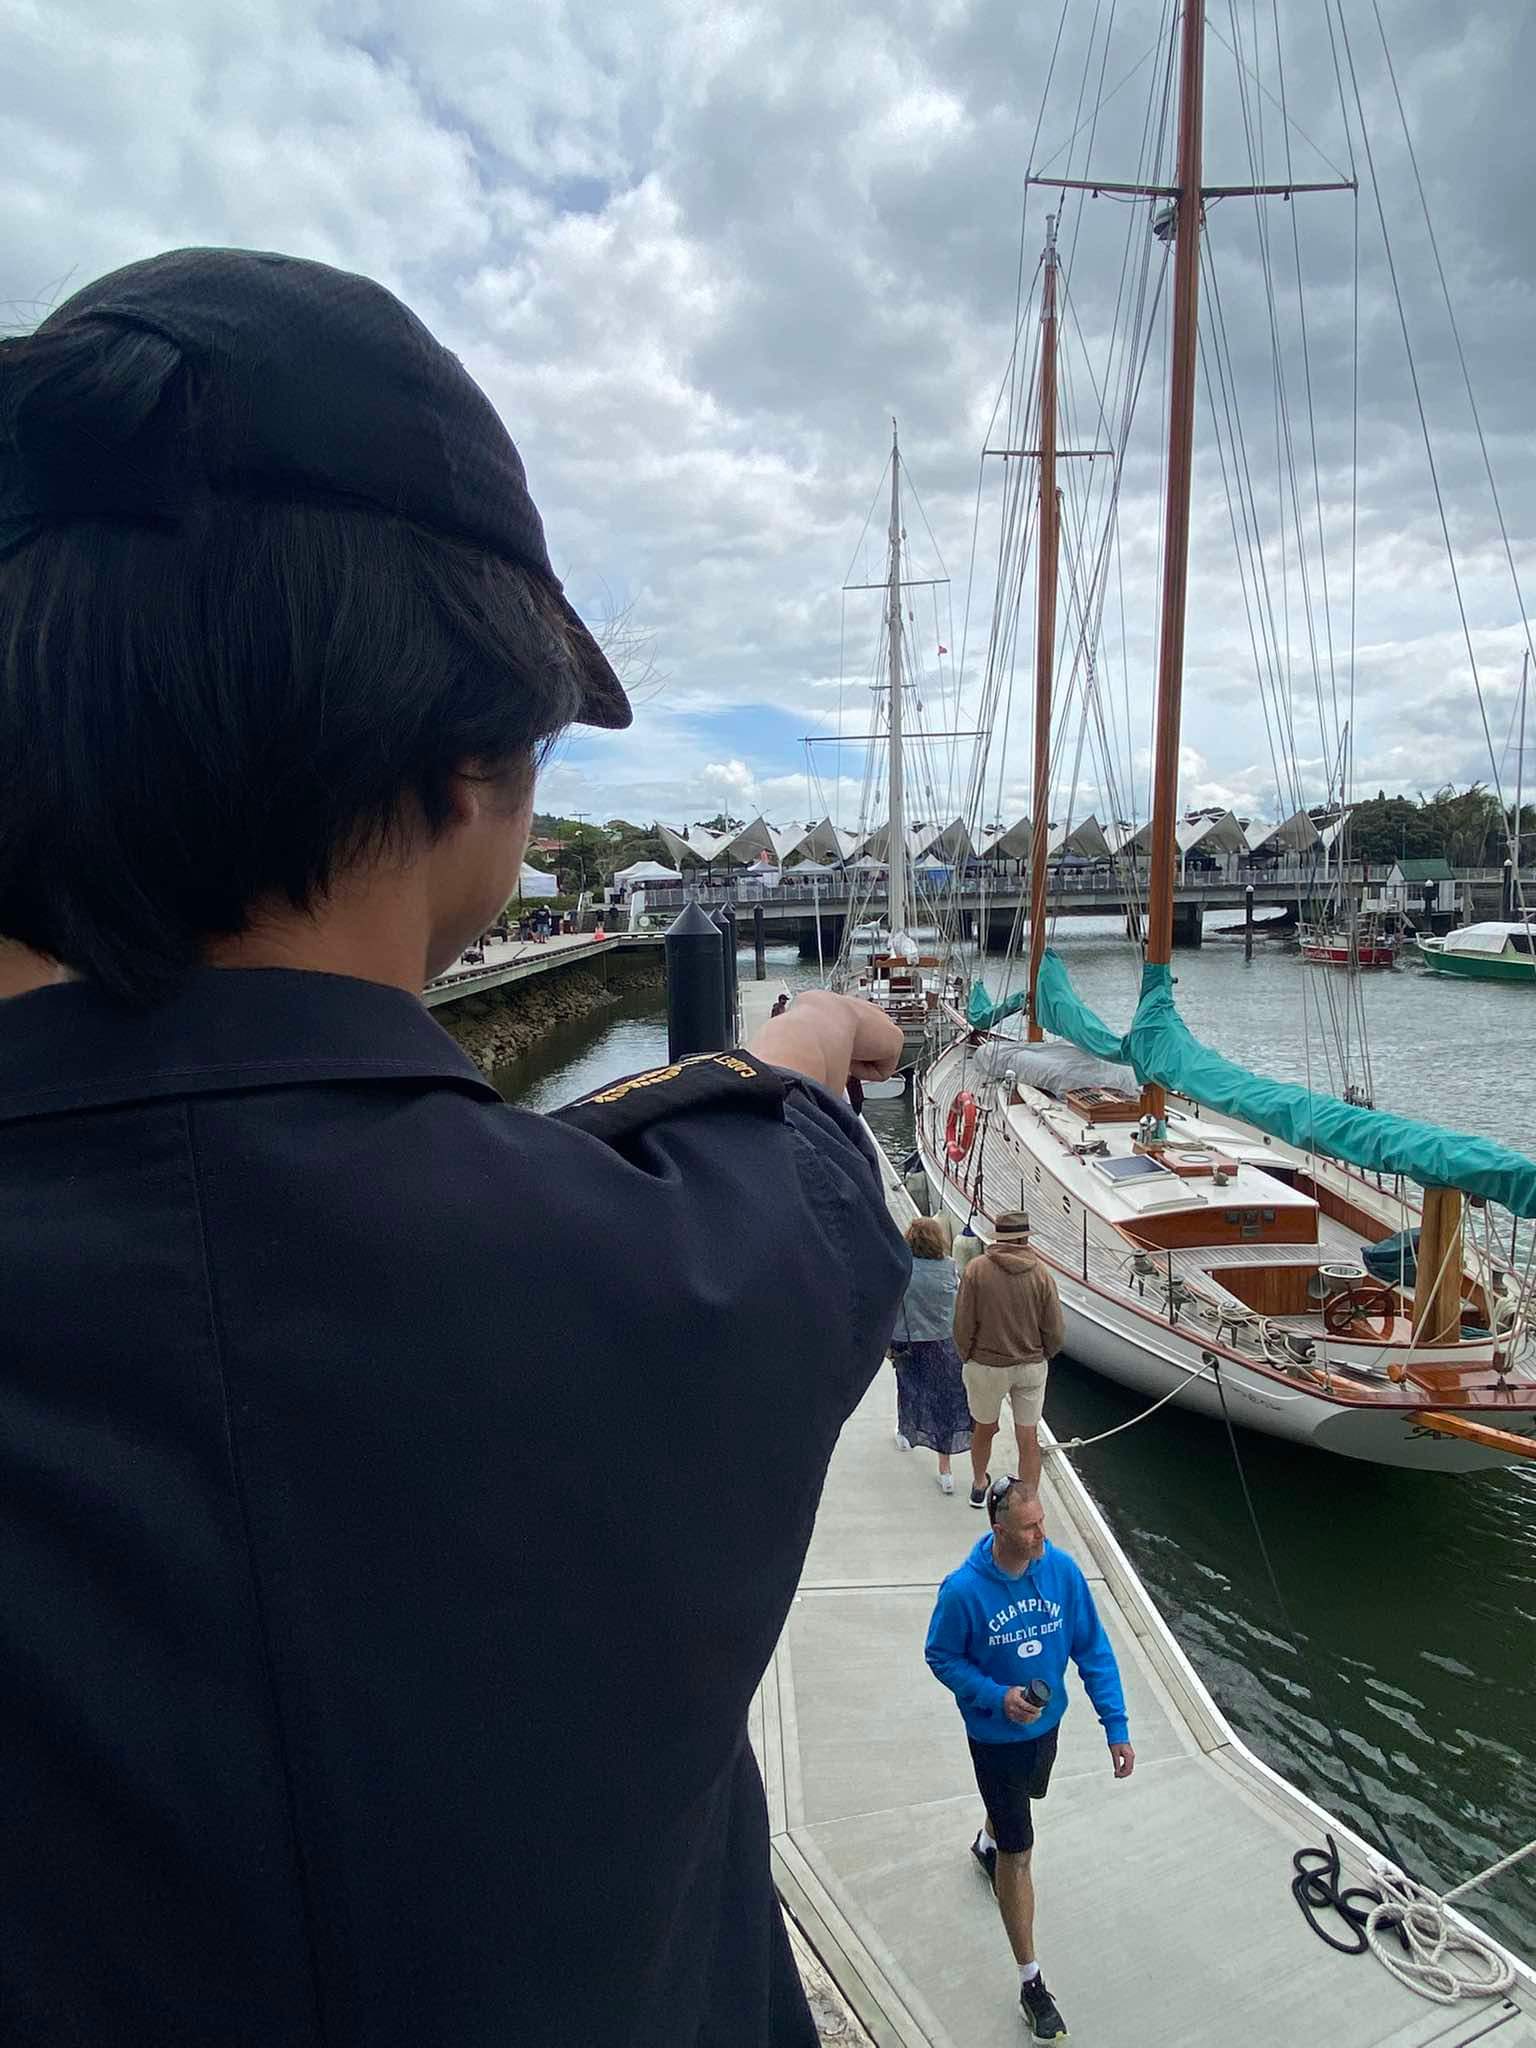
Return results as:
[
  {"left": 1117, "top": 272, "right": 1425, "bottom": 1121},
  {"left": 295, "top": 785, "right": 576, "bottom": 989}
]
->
[{"left": 968, "top": 1726, "right": 1059, "bottom": 1854}]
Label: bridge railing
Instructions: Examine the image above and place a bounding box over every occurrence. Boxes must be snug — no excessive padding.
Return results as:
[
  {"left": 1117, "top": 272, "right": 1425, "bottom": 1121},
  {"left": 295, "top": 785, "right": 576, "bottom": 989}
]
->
[{"left": 630, "top": 860, "right": 1379, "bottom": 915}]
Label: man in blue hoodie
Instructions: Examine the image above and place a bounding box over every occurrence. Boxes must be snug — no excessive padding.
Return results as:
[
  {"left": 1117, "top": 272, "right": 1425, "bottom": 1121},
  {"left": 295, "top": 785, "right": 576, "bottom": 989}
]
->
[{"left": 924, "top": 1477, "right": 1134, "bottom": 2042}]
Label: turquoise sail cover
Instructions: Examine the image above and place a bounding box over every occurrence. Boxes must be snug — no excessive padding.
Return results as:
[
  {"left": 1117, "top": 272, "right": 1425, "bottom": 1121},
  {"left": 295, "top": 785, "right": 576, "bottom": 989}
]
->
[
  {"left": 1031, "top": 949, "right": 1536, "bottom": 1216},
  {"left": 967, "top": 979, "right": 1028, "bottom": 1031}
]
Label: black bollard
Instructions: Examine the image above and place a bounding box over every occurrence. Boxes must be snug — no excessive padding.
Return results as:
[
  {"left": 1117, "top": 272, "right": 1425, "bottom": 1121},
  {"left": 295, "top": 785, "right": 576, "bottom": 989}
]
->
[
  {"left": 1502, "top": 858, "right": 1514, "bottom": 922},
  {"left": 665, "top": 901, "right": 727, "bottom": 1059},
  {"left": 1244, "top": 884, "right": 1254, "bottom": 963},
  {"left": 714, "top": 905, "right": 740, "bottom": 1043},
  {"left": 752, "top": 902, "right": 767, "bottom": 981}
]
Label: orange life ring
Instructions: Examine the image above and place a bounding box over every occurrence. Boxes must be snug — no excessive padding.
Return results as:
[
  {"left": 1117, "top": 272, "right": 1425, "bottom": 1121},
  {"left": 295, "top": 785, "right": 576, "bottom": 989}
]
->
[{"left": 946, "top": 1091, "right": 978, "bottom": 1163}]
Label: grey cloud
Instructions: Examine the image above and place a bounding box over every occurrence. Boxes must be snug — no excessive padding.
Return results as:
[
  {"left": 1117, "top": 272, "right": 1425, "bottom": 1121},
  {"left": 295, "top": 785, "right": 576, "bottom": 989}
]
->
[{"left": 2, "top": 0, "right": 1531, "bottom": 827}]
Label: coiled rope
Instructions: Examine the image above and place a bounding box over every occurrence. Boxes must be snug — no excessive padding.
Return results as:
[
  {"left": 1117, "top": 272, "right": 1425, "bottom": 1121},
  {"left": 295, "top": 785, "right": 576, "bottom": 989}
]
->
[{"left": 1294, "top": 1831, "right": 1536, "bottom": 2003}]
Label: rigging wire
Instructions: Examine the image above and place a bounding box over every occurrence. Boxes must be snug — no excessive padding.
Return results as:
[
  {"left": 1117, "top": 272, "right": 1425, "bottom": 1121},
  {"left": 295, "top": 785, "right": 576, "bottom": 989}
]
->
[{"left": 1330, "top": 0, "right": 1512, "bottom": 846}]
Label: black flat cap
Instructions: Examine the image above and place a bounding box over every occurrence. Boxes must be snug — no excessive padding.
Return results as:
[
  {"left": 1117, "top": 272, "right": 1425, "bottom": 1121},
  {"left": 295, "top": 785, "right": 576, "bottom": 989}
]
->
[{"left": 2, "top": 246, "right": 630, "bottom": 730}]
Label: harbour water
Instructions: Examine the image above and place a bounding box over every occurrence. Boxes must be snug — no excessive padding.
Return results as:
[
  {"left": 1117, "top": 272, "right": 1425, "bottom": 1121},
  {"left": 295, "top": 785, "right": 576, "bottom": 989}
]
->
[{"left": 494, "top": 920, "right": 1536, "bottom": 1959}]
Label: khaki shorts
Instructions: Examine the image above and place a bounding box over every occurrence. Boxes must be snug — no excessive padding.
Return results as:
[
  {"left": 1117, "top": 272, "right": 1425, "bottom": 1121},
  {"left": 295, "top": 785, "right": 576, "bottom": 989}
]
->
[{"left": 962, "top": 1357, "right": 1048, "bottom": 1429}]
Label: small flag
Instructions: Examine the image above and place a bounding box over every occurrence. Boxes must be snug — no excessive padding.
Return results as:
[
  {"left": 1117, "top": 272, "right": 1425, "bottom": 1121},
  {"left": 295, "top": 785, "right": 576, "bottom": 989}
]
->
[{"left": 937, "top": 643, "right": 948, "bottom": 655}]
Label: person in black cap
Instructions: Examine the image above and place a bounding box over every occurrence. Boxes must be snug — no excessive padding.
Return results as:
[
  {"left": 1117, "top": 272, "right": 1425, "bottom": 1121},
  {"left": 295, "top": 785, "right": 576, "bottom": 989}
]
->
[{"left": 0, "top": 249, "right": 910, "bottom": 2048}]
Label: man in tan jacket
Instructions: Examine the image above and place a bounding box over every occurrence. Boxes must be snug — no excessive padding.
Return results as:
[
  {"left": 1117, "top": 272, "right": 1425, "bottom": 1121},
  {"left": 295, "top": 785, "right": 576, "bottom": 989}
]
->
[{"left": 953, "top": 1212, "right": 1064, "bottom": 1506}]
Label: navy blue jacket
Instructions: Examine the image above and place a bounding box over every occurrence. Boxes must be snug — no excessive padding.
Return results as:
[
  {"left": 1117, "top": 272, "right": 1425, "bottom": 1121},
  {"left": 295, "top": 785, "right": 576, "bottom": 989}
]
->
[{"left": 0, "top": 968, "right": 909, "bottom": 2048}]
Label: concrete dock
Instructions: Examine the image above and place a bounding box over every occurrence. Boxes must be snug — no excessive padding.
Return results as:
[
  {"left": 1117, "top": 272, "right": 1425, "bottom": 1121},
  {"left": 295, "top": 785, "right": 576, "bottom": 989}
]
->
[
  {"left": 423, "top": 930, "right": 660, "bottom": 1008},
  {"left": 750, "top": 1096, "right": 1536, "bottom": 2044}
]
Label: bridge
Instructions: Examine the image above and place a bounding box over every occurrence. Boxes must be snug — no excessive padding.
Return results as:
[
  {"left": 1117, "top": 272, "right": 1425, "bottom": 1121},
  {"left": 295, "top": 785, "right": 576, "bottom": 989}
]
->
[
  {"left": 626, "top": 863, "right": 1513, "bottom": 957},
  {"left": 635, "top": 865, "right": 1345, "bottom": 957}
]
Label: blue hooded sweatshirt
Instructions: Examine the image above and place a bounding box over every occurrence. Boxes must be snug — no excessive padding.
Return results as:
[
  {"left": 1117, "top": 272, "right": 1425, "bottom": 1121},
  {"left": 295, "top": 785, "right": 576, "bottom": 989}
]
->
[{"left": 925, "top": 1535, "right": 1128, "bottom": 1747}]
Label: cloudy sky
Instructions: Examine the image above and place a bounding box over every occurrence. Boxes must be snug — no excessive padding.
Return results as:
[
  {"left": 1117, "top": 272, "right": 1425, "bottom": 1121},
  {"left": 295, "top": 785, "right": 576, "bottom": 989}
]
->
[{"left": 5, "top": 0, "right": 1533, "bottom": 836}]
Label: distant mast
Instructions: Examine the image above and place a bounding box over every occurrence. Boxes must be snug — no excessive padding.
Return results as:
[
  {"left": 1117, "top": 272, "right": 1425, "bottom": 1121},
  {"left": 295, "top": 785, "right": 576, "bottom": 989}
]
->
[
  {"left": 1516, "top": 648, "right": 1529, "bottom": 888},
  {"left": 1026, "top": 216, "right": 1061, "bottom": 1041},
  {"left": 886, "top": 418, "right": 909, "bottom": 942}
]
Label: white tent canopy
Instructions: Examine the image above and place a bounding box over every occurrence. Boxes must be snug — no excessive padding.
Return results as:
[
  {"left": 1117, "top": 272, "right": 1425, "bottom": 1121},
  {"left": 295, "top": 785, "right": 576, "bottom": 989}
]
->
[
  {"left": 657, "top": 824, "right": 727, "bottom": 869},
  {"left": 1107, "top": 820, "right": 1153, "bottom": 858},
  {"left": 857, "top": 822, "right": 942, "bottom": 866},
  {"left": 1047, "top": 815, "right": 1111, "bottom": 862},
  {"left": 1316, "top": 809, "right": 1352, "bottom": 856},
  {"left": 1176, "top": 810, "right": 1248, "bottom": 858},
  {"left": 717, "top": 814, "right": 782, "bottom": 866},
  {"left": 979, "top": 816, "right": 1033, "bottom": 860},
  {"left": 790, "top": 816, "right": 858, "bottom": 866},
  {"left": 519, "top": 863, "right": 559, "bottom": 899},
  {"left": 1247, "top": 809, "right": 1322, "bottom": 858},
  {"left": 913, "top": 816, "right": 978, "bottom": 864},
  {"left": 613, "top": 859, "right": 682, "bottom": 884}
]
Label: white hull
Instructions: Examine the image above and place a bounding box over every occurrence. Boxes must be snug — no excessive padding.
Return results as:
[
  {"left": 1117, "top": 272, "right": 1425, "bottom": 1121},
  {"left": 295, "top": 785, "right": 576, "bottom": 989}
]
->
[{"left": 916, "top": 1043, "right": 1536, "bottom": 1472}]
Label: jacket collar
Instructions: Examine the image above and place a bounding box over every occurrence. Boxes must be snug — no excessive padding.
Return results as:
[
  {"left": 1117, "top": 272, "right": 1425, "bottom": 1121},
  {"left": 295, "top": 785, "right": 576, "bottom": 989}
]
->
[
  {"left": 0, "top": 967, "right": 500, "bottom": 1126},
  {"left": 976, "top": 1533, "right": 1052, "bottom": 1585},
  {"left": 986, "top": 1244, "right": 1038, "bottom": 1270}
]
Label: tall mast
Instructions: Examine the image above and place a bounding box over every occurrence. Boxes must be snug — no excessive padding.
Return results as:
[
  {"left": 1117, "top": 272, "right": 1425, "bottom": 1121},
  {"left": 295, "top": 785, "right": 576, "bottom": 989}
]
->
[
  {"left": 1026, "top": 217, "right": 1061, "bottom": 1041},
  {"left": 1142, "top": 0, "right": 1207, "bottom": 1114},
  {"left": 886, "top": 418, "right": 909, "bottom": 940},
  {"left": 1516, "top": 648, "right": 1528, "bottom": 888}
]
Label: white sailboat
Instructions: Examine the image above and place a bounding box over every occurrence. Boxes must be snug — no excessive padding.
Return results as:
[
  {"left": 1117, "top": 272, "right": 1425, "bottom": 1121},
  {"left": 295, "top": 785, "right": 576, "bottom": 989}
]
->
[
  {"left": 826, "top": 423, "right": 958, "bottom": 1070},
  {"left": 916, "top": 4, "right": 1536, "bottom": 1471}
]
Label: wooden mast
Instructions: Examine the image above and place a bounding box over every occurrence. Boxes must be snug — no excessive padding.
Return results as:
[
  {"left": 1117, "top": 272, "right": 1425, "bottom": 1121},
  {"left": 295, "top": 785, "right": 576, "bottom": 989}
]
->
[
  {"left": 1026, "top": 217, "right": 1061, "bottom": 1042},
  {"left": 1142, "top": 0, "right": 1207, "bottom": 1118},
  {"left": 1413, "top": 1186, "right": 1465, "bottom": 1348}
]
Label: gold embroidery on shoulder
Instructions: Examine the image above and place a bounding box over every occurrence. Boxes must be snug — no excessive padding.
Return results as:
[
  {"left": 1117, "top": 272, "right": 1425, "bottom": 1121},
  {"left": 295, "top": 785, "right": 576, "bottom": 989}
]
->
[{"left": 578, "top": 1051, "right": 761, "bottom": 1108}]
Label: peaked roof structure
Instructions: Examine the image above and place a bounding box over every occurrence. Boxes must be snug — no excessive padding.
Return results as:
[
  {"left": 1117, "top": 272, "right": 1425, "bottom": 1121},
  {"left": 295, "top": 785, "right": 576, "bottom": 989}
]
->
[
  {"left": 979, "top": 816, "right": 1033, "bottom": 860},
  {"left": 789, "top": 817, "right": 859, "bottom": 865},
  {"left": 1108, "top": 820, "right": 1156, "bottom": 858},
  {"left": 1046, "top": 815, "right": 1111, "bottom": 861},
  {"left": 1176, "top": 810, "right": 1248, "bottom": 857},
  {"left": 912, "top": 816, "right": 977, "bottom": 864},
  {"left": 1246, "top": 809, "right": 1322, "bottom": 858},
  {"left": 656, "top": 824, "right": 727, "bottom": 868},
  {"left": 1392, "top": 856, "right": 1455, "bottom": 882}
]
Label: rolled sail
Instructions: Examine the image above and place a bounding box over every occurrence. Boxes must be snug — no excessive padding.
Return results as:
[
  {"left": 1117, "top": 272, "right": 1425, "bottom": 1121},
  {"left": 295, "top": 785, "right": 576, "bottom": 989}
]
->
[{"left": 1031, "top": 950, "right": 1536, "bottom": 1216}]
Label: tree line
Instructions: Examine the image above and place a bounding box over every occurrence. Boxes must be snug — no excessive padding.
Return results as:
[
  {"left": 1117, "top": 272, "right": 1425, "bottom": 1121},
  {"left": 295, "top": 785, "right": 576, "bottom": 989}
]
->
[
  {"left": 524, "top": 814, "right": 671, "bottom": 895},
  {"left": 1345, "top": 789, "right": 1535, "bottom": 867}
]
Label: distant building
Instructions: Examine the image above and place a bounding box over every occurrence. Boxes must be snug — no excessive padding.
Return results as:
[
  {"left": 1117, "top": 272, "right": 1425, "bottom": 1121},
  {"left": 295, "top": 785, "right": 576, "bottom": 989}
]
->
[{"left": 1377, "top": 857, "right": 1456, "bottom": 919}]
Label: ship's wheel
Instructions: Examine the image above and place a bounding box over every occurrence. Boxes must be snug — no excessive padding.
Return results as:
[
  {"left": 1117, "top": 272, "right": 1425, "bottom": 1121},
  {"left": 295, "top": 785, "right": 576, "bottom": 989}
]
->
[{"left": 1323, "top": 1282, "right": 1398, "bottom": 1340}]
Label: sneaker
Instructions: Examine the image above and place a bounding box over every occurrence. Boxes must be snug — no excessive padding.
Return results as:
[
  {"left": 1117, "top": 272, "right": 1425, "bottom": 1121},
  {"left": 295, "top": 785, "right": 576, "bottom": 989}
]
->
[
  {"left": 935, "top": 1472, "right": 955, "bottom": 1495},
  {"left": 969, "top": 1482, "right": 988, "bottom": 1509},
  {"left": 894, "top": 1431, "right": 912, "bottom": 1452},
  {"left": 970, "top": 1832, "right": 997, "bottom": 1891},
  {"left": 1020, "top": 1973, "right": 1068, "bottom": 2041}
]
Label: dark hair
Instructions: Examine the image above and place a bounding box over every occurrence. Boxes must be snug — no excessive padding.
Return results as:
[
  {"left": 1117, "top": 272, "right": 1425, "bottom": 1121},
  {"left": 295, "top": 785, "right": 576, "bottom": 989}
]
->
[{"left": 0, "top": 316, "right": 586, "bottom": 1004}]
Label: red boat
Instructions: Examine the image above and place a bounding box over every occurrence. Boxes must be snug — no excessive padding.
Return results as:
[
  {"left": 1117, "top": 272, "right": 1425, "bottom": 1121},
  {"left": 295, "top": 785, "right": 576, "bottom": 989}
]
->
[{"left": 1300, "top": 919, "right": 1402, "bottom": 970}]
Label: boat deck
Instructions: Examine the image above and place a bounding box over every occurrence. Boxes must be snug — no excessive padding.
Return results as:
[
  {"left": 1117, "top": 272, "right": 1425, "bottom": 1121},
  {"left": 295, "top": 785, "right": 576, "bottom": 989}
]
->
[
  {"left": 750, "top": 1145, "right": 1536, "bottom": 2046},
  {"left": 919, "top": 1047, "right": 1536, "bottom": 1396}
]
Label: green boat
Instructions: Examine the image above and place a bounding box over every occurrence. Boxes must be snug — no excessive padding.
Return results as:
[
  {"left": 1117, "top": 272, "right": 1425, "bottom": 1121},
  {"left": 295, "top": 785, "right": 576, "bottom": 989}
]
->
[{"left": 1415, "top": 922, "right": 1536, "bottom": 983}]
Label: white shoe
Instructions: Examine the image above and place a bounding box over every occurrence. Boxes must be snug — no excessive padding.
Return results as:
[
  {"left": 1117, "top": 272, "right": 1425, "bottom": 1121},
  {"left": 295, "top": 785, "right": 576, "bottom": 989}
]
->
[
  {"left": 894, "top": 1432, "right": 912, "bottom": 1452},
  {"left": 935, "top": 1472, "right": 955, "bottom": 1495}
]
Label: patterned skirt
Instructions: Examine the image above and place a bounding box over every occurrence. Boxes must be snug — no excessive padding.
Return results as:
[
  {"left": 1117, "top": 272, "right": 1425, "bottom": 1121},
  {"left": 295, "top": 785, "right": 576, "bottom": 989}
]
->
[{"left": 889, "top": 1339, "right": 973, "bottom": 1456}]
